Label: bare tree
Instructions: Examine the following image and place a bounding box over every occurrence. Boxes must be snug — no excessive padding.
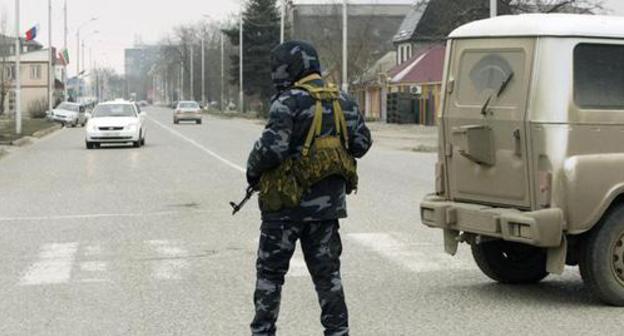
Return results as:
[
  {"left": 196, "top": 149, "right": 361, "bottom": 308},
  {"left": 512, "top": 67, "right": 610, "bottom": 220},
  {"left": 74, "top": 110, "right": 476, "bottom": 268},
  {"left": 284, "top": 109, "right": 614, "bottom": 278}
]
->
[
  {"left": 0, "top": 5, "right": 10, "bottom": 116},
  {"left": 292, "top": 1, "right": 404, "bottom": 86},
  {"left": 153, "top": 16, "right": 238, "bottom": 107}
]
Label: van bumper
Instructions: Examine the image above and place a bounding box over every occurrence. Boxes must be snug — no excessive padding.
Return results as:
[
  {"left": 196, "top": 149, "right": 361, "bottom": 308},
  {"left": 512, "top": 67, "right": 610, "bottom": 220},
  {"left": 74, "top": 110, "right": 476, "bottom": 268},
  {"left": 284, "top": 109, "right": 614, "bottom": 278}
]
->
[{"left": 420, "top": 195, "right": 564, "bottom": 248}]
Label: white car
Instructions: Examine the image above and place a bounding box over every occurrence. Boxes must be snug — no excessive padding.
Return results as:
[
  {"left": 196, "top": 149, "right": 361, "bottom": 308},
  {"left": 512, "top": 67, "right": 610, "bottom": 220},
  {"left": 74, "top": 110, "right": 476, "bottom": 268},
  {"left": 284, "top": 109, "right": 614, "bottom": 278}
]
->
[
  {"left": 173, "top": 101, "right": 202, "bottom": 124},
  {"left": 50, "top": 102, "right": 87, "bottom": 127},
  {"left": 85, "top": 101, "right": 146, "bottom": 149}
]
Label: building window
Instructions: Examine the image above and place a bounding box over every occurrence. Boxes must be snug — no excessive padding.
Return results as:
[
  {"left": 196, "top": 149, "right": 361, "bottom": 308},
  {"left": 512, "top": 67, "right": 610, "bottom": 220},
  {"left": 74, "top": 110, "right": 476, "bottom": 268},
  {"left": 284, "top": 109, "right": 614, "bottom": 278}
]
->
[
  {"left": 4, "top": 65, "right": 15, "bottom": 80},
  {"left": 30, "top": 65, "right": 42, "bottom": 80},
  {"left": 398, "top": 44, "right": 412, "bottom": 64},
  {"left": 574, "top": 43, "right": 624, "bottom": 110}
]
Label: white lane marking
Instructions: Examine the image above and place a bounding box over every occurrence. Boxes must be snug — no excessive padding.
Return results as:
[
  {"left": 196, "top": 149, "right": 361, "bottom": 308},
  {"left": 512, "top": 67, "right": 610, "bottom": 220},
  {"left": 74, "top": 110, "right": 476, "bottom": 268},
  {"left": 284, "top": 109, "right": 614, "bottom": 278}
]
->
[
  {"left": 0, "top": 209, "right": 217, "bottom": 222},
  {"left": 348, "top": 233, "right": 472, "bottom": 273},
  {"left": 287, "top": 249, "right": 309, "bottom": 278},
  {"left": 147, "top": 240, "right": 189, "bottom": 280},
  {"left": 20, "top": 243, "right": 78, "bottom": 285},
  {"left": 147, "top": 116, "right": 245, "bottom": 174}
]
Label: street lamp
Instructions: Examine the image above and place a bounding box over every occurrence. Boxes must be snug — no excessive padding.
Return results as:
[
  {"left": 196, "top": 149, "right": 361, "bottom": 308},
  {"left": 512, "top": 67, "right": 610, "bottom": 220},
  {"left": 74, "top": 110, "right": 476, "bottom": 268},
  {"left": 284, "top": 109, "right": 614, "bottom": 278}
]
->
[
  {"left": 81, "top": 30, "right": 99, "bottom": 74},
  {"left": 239, "top": 6, "right": 244, "bottom": 113},
  {"left": 202, "top": 14, "right": 211, "bottom": 107},
  {"left": 75, "top": 17, "right": 98, "bottom": 76}
]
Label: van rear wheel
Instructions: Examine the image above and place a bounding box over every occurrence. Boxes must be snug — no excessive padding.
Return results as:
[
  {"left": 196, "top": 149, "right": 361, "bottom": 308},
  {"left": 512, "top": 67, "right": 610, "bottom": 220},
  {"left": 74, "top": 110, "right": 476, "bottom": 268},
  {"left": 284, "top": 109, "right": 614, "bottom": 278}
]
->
[
  {"left": 579, "top": 205, "right": 624, "bottom": 306},
  {"left": 471, "top": 240, "right": 548, "bottom": 284}
]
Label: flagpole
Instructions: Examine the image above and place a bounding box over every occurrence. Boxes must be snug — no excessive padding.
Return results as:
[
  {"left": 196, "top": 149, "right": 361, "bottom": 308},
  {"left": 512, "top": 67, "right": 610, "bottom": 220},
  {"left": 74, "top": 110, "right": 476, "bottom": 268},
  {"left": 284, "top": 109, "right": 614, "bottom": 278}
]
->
[
  {"left": 15, "top": 0, "right": 21, "bottom": 135},
  {"left": 48, "top": 0, "right": 54, "bottom": 114}
]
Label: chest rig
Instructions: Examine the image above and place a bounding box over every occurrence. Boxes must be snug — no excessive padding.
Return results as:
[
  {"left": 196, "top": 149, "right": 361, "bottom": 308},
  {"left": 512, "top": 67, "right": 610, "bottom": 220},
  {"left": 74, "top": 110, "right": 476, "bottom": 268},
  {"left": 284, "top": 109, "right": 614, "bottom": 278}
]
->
[{"left": 258, "top": 76, "right": 359, "bottom": 213}]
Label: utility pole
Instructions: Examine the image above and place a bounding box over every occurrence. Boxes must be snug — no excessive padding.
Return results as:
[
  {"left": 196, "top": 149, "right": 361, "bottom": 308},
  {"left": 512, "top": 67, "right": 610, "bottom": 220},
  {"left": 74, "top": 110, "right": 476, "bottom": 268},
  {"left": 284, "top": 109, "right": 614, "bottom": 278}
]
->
[
  {"left": 201, "top": 35, "right": 205, "bottom": 106},
  {"left": 48, "top": 0, "right": 53, "bottom": 114},
  {"left": 81, "top": 41, "right": 85, "bottom": 74},
  {"left": 342, "top": 0, "right": 348, "bottom": 92},
  {"left": 490, "top": 0, "right": 497, "bottom": 17},
  {"left": 239, "top": 7, "right": 244, "bottom": 113},
  {"left": 190, "top": 45, "right": 194, "bottom": 101},
  {"left": 15, "top": 0, "right": 21, "bottom": 134},
  {"left": 63, "top": 0, "right": 68, "bottom": 101},
  {"left": 180, "top": 62, "right": 184, "bottom": 100},
  {"left": 280, "top": 0, "right": 286, "bottom": 43},
  {"left": 220, "top": 32, "right": 224, "bottom": 112},
  {"left": 76, "top": 30, "right": 80, "bottom": 76}
]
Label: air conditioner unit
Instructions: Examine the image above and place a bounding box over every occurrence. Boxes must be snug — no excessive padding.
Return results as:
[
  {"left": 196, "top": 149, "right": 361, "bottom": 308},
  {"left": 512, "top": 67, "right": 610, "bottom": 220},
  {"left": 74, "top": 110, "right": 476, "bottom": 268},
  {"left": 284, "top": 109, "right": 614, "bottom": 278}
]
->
[{"left": 410, "top": 85, "right": 422, "bottom": 95}]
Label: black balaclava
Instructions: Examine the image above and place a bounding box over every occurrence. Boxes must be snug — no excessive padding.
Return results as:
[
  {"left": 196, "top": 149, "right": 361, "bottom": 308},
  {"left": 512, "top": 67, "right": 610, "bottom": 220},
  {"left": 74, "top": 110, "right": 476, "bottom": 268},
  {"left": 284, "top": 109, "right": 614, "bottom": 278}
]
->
[{"left": 271, "top": 40, "right": 322, "bottom": 92}]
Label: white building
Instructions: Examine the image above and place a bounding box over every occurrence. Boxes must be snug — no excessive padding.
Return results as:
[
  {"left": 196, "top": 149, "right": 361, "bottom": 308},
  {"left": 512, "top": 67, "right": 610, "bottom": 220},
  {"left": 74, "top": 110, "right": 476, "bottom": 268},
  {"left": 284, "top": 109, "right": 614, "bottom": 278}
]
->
[{"left": 2, "top": 48, "right": 62, "bottom": 116}]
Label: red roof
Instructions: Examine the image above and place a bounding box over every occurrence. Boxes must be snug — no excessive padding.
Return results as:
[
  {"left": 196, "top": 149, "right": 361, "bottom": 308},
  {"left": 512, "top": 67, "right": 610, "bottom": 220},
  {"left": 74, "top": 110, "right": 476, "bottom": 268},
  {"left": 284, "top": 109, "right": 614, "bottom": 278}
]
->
[{"left": 388, "top": 44, "right": 445, "bottom": 85}]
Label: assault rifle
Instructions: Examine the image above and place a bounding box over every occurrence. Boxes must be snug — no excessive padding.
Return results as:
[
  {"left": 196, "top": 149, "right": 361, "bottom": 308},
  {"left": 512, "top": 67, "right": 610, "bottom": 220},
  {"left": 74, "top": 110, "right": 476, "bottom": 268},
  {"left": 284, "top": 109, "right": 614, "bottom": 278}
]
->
[{"left": 230, "top": 186, "right": 257, "bottom": 215}]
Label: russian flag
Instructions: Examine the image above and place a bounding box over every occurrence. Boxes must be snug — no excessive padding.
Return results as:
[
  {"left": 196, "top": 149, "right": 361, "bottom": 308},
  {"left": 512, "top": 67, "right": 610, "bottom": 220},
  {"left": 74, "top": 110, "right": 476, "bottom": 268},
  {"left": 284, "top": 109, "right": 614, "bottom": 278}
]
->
[{"left": 25, "top": 25, "right": 38, "bottom": 42}]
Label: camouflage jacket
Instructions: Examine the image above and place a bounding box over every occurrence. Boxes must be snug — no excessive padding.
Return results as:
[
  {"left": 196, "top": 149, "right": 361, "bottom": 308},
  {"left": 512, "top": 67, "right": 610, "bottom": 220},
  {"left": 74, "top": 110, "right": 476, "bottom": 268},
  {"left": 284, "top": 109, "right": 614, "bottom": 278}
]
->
[{"left": 247, "top": 79, "right": 372, "bottom": 223}]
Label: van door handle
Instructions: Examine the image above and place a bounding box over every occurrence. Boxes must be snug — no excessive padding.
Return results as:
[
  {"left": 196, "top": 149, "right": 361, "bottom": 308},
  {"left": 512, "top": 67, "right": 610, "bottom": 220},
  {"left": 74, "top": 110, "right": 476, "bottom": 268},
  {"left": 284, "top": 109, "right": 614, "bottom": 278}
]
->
[{"left": 513, "top": 129, "right": 522, "bottom": 157}]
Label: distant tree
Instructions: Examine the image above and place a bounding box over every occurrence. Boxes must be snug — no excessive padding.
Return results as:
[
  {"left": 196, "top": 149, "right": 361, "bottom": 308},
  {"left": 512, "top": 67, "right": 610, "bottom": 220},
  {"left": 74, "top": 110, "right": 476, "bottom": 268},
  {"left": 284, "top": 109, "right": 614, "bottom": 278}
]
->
[
  {"left": 412, "top": 0, "right": 606, "bottom": 41},
  {"left": 223, "top": 0, "right": 281, "bottom": 113},
  {"left": 502, "top": 0, "right": 606, "bottom": 14}
]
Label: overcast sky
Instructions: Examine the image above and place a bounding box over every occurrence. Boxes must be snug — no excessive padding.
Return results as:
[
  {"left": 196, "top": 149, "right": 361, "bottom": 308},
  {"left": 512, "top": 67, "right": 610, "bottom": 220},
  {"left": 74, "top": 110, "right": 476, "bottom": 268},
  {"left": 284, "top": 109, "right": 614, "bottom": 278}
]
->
[{"left": 0, "top": 0, "right": 622, "bottom": 76}]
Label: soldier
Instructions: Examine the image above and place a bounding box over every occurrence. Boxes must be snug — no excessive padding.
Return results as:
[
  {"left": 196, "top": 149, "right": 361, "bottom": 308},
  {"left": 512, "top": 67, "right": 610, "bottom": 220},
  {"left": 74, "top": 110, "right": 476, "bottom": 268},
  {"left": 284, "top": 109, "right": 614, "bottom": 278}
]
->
[{"left": 246, "top": 40, "right": 372, "bottom": 336}]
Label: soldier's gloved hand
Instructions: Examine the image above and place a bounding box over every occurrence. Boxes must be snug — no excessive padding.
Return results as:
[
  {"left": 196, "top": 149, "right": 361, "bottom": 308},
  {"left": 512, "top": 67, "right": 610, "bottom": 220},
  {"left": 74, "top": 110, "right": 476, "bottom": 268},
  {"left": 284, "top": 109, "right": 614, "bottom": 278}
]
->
[{"left": 247, "top": 171, "right": 261, "bottom": 191}]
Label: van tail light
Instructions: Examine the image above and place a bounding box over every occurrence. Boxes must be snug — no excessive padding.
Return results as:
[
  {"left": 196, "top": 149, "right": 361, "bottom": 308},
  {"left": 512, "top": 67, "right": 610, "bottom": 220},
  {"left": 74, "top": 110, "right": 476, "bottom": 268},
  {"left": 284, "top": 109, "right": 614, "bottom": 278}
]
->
[
  {"left": 537, "top": 171, "right": 552, "bottom": 208},
  {"left": 436, "top": 161, "right": 445, "bottom": 195}
]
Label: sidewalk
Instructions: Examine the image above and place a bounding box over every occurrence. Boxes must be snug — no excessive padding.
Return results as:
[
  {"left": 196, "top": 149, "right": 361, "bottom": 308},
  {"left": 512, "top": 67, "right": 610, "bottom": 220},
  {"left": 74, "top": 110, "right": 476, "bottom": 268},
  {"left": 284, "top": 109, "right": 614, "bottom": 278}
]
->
[
  {"left": 367, "top": 122, "right": 438, "bottom": 153},
  {"left": 207, "top": 112, "right": 439, "bottom": 153}
]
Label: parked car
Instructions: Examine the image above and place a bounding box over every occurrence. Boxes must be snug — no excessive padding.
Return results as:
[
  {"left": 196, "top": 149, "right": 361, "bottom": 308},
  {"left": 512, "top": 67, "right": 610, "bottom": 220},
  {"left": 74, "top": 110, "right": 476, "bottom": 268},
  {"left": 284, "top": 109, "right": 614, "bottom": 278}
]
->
[
  {"left": 138, "top": 100, "right": 149, "bottom": 107},
  {"left": 85, "top": 101, "right": 146, "bottom": 149},
  {"left": 173, "top": 101, "right": 202, "bottom": 124},
  {"left": 50, "top": 102, "right": 87, "bottom": 127},
  {"left": 419, "top": 14, "right": 624, "bottom": 306}
]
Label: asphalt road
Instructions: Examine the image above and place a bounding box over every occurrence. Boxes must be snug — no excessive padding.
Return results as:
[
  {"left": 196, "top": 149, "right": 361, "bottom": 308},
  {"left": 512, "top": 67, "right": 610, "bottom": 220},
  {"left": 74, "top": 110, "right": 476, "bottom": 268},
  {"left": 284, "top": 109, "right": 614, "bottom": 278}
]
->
[{"left": 0, "top": 106, "right": 622, "bottom": 336}]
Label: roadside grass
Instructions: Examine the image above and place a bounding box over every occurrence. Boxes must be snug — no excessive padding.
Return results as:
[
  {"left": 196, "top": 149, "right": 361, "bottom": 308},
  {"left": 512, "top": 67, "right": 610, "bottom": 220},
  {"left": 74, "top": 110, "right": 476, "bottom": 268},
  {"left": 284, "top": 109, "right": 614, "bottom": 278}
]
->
[{"left": 0, "top": 117, "right": 57, "bottom": 144}]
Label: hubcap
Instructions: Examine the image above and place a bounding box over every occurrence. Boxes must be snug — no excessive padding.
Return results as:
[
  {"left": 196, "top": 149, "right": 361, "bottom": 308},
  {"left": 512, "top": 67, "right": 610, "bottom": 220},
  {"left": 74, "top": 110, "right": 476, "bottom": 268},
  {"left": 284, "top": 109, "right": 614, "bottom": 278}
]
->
[{"left": 613, "top": 233, "right": 624, "bottom": 285}]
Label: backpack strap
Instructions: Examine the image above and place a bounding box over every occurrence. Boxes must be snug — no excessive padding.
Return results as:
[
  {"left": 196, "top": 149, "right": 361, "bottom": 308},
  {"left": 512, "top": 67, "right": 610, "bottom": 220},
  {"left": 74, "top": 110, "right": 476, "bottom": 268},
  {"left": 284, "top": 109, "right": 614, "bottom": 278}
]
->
[{"left": 295, "top": 79, "right": 349, "bottom": 156}]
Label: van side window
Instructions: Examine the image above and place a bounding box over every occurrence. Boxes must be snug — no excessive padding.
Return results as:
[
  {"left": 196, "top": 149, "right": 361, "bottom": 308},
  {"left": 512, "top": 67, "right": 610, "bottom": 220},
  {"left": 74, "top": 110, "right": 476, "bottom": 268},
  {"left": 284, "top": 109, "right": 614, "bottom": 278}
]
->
[{"left": 574, "top": 43, "right": 624, "bottom": 110}]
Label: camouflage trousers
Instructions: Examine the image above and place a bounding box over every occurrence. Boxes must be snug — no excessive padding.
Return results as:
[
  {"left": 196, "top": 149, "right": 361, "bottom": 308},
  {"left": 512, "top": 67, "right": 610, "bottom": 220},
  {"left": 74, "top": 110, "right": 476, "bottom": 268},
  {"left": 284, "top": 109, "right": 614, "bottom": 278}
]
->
[{"left": 250, "top": 220, "right": 349, "bottom": 336}]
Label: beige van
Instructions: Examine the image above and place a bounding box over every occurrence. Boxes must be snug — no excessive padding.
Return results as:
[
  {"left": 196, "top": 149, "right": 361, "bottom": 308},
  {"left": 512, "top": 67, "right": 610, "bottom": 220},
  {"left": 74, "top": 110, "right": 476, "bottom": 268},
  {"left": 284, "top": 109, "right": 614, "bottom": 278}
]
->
[{"left": 420, "top": 14, "right": 624, "bottom": 306}]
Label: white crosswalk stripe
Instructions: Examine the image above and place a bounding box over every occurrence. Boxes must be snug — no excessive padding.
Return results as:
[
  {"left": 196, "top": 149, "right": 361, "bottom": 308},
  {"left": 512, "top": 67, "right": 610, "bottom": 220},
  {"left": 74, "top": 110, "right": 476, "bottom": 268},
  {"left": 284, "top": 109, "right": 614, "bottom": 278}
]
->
[
  {"left": 20, "top": 243, "right": 79, "bottom": 286},
  {"left": 347, "top": 233, "right": 473, "bottom": 273},
  {"left": 286, "top": 249, "right": 309, "bottom": 278},
  {"left": 146, "top": 240, "right": 190, "bottom": 280},
  {"left": 17, "top": 234, "right": 471, "bottom": 287}
]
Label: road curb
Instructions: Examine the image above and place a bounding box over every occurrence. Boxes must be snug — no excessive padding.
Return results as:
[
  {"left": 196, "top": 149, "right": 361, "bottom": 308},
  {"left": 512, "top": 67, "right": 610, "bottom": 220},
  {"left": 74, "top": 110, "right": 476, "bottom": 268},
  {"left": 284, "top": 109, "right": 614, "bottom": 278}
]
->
[
  {"left": 0, "top": 124, "right": 61, "bottom": 152},
  {"left": 12, "top": 137, "right": 35, "bottom": 147},
  {"left": 32, "top": 124, "right": 62, "bottom": 139}
]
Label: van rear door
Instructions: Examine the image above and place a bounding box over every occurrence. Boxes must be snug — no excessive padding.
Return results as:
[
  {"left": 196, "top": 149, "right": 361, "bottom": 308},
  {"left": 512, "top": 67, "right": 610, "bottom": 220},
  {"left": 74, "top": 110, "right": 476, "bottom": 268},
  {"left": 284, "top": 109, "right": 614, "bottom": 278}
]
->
[{"left": 444, "top": 38, "right": 535, "bottom": 208}]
